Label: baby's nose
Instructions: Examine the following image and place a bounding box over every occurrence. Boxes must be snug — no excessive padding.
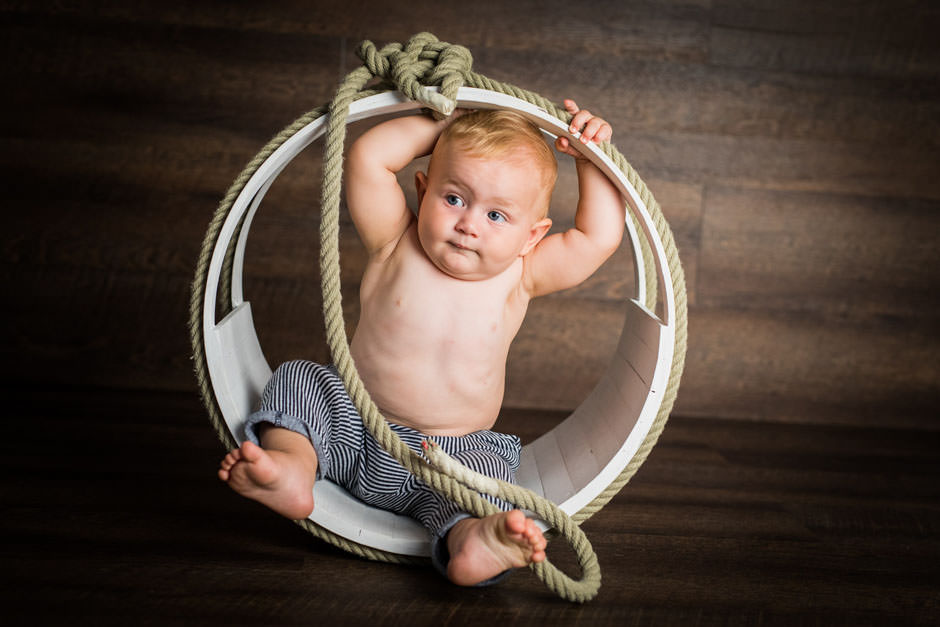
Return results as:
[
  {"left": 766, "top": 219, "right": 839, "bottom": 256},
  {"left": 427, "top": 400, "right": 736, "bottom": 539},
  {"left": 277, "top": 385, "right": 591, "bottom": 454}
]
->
[{"left": 455, "top": 212, "right": 478, "bottom": 236}]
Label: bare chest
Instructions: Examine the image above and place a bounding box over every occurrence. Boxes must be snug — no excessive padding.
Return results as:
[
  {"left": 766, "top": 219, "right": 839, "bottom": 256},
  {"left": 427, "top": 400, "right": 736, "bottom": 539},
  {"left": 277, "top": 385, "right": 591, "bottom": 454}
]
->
[
  {"left": 349, "top": 232, "right": 531, "bottom": 433},
  {"left": 359, "top": 244, "right": 527, "bottom": 356}
]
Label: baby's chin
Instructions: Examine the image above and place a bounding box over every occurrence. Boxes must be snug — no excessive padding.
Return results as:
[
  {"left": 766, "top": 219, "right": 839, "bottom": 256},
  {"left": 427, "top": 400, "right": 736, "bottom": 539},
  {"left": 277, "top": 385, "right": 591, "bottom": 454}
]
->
[
  {"left": 429, "top": 254, "right": 500, "bottom": 282},
  {"left": 434, "top": 263, "right": 492, "bottom": 282}
]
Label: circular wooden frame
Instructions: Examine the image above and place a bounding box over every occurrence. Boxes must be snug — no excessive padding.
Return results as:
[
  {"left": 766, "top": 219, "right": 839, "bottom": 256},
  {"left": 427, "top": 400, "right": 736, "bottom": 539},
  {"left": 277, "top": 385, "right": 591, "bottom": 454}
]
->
[{"left": 200, "top": 87, "right": 679, "bottom": 557}]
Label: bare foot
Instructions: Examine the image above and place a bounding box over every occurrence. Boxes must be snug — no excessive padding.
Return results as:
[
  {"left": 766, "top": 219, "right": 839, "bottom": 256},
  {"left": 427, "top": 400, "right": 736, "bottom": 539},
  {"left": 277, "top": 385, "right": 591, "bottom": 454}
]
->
[
  {"left": 218, "top": 440, "right": 316, "bottom": 520},
  {"left": 445, "top": 510, "right": 547, "bottom": 586}
]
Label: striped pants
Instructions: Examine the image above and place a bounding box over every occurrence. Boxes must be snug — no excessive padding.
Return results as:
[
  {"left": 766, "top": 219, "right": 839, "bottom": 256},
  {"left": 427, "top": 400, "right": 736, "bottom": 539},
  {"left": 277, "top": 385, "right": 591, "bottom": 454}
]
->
[{"left": 243, "top": 360, "right": 522, "bottom": 538}]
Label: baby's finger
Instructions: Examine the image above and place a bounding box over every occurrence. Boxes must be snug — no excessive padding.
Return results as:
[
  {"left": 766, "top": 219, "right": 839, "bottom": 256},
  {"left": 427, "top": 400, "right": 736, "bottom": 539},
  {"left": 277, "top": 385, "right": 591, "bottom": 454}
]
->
[
  {"left": 563, "top": 98, "right": 579, "bottom": 114},
  {"left": 581, "top": 117, "right": 611, "bottom": 143},
  {"left": 568, "top": 109, "right": 594, "bottom": 134}
]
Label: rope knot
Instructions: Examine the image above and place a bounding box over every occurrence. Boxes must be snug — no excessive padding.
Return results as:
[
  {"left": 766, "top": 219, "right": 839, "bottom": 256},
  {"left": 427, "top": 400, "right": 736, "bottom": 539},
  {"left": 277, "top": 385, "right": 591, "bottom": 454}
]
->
[{"left": 356, "top": 32, "right": 472, "bottom": 117}]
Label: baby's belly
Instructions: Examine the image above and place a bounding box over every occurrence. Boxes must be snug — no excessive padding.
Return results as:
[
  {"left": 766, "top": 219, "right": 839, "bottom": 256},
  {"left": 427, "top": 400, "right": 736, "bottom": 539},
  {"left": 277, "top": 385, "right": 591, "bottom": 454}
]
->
[{"left": 350, "top": 334, "right": 506, "bottom": 436}]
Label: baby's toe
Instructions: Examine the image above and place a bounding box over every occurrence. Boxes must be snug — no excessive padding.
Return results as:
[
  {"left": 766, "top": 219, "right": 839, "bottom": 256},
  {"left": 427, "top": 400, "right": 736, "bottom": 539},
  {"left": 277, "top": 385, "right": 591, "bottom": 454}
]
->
[
  {"left": 505, "top": 510, "right": 527, "bottom": 533},
  {"left": 525, "top": 522, "right": 546, "bottom": 548},
  {"left": 240, "top": 440, "right": 265, "bottom": 462},
  {"left": 534, "top": 533, "right": 547, "bottom": 551}
]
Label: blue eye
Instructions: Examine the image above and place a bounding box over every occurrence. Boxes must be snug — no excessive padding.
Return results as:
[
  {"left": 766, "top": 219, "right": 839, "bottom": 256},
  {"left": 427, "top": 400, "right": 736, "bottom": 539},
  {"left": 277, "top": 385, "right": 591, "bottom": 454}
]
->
[
  {"left": 445, "top": 194, "right": 465, "bottom": 207},
  {"left": 487, "top": 210, "right": 506, "bottom": 223}
]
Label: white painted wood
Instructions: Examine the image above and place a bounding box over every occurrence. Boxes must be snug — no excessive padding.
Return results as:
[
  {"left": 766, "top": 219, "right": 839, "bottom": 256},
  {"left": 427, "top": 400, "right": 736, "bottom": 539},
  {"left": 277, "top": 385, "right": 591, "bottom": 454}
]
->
[
  {"left": 312, "top": 481, "right": 431, "bottom": 557},
  {"left": 208, "top": 302, "right": 272, "bottom": 442},
  {"left": 201, "top": 88, "right": 678, "bottom": 556},
  {"left": 516, "top": 445, "right": 545, "bottom": 499},
  {"left": 231, "top": 178, "right": 277, "bottom": 308},
  {"left": 556, "top": 302, "right": 673, "bottom": 516},
  {"left": 528, "top": 430, "right": 578, "bottom": 505},
  {"left": 554, "top": 419, "right": 602, "bottom": 500},
  {"left": 622, "top": 300, "right": 663, "bottom": 384}
]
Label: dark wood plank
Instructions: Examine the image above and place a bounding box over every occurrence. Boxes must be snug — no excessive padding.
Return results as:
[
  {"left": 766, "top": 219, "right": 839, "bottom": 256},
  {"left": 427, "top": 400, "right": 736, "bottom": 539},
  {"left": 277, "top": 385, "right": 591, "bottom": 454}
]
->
[
  {"left": 2, "top": 3, "right": 939, "bottom": 623},
  {"left": 2, "top": 1, "right": 939, "bottom": 428},
  {"left": 680, "top": 308, "right": 939, "bottom": 428},
  {"left": 711, "top": 0, "right": 940, "bottom": 80},
  {"left": 698, "top": 185, "right": 940, "bottom": 321},
  {"left": 3, "top": 386, "right": 938, "bottom": 625}
]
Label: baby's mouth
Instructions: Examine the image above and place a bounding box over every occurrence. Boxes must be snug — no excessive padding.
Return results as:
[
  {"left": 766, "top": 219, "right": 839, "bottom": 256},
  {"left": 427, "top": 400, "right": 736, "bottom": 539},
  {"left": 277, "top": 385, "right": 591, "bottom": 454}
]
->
[{"left": 449, "top": 241, "right": 474, "bottom": 252}]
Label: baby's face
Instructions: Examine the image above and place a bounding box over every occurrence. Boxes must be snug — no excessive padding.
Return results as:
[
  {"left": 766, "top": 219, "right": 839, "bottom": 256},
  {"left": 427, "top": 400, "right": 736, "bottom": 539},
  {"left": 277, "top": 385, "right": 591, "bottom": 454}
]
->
[{"left": 415, "top": 141, "right": 551, "bottom": 281}]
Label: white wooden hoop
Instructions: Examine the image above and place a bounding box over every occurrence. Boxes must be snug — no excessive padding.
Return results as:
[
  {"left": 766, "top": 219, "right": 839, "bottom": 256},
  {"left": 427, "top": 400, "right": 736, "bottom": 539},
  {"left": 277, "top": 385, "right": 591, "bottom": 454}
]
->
[{"left": 202, "top": 88, "right": 676, "bottom": 557}]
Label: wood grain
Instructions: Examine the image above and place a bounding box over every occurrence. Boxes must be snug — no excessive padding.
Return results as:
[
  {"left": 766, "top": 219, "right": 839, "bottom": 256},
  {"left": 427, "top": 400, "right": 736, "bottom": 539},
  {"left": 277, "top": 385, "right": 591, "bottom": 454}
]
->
[
  {"left": 3, "top": 385, "right": 936, "bottom": 624},
  {"left": 1, "top": 1, "right": 938, "bottom": 428},
  {"left": 2, "top": 3, "right": 939, "bottom": 622}
]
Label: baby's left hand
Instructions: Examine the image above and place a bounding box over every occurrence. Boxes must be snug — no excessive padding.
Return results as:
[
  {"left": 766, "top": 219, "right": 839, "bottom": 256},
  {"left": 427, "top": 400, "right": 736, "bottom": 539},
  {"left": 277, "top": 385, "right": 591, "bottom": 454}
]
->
[{"left": 554, "top": 99, "right": 612, "bottom": 159}]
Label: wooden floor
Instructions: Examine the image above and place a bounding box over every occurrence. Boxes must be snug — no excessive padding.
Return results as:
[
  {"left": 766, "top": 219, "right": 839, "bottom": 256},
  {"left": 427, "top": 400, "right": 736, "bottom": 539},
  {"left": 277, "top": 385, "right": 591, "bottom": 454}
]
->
[
  {"left": 2, "top": 2, "right": 939, "bottom": 624},
  {"left": 3, "top": 385, "right": 937, "bottom": 625}
]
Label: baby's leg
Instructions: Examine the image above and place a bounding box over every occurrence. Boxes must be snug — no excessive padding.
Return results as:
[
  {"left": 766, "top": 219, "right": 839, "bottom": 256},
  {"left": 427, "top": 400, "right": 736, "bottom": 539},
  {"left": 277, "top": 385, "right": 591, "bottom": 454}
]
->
[
  {"left": 445, "top": 510, "right": 547, "bottom": 586},
  {"left": 218, "top": 425, "right": 318, "bottom": 520}
]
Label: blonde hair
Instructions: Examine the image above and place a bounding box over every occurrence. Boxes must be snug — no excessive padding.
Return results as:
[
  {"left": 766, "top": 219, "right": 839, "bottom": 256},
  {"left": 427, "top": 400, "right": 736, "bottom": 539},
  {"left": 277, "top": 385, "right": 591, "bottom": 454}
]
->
[{"left": 434, "top": 109, "right": 557, "bottom": 215}]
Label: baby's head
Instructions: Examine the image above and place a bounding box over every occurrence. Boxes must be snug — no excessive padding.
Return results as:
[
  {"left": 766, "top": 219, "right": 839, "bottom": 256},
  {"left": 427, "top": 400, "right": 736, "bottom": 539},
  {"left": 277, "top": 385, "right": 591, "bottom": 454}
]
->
[
  {"left": 415, "top": 110, "right": 557, "bottom": 280},
  {"left": 434, "top": 110, "right": 558, "bottom": 217}
]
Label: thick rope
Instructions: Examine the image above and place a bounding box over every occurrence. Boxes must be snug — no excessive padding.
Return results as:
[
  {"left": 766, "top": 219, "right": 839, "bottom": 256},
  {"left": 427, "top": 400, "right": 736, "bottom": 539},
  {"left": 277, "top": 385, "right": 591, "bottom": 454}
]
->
[
  {"left": 189, "top": 32, "right": 688, "bottom": 602},
  {"left": 317, "top": 33, "right": 604, "bottom": 602}
]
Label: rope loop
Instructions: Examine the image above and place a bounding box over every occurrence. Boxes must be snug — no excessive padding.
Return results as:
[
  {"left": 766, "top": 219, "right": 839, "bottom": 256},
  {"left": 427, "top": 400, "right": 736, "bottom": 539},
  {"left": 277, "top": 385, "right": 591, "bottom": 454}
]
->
[
  {"left": 355, "top": 32, "right": 471, "bottom": 117},
  {"left": 319, "top": 33, "right": 603, "bottom": 603}
]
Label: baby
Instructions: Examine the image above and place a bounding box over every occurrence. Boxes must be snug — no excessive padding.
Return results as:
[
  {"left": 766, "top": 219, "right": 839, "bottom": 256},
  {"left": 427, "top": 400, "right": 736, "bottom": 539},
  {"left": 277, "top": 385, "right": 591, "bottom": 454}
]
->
[{"left": 219, "top": 99, "right": 625, "bottom": 586}]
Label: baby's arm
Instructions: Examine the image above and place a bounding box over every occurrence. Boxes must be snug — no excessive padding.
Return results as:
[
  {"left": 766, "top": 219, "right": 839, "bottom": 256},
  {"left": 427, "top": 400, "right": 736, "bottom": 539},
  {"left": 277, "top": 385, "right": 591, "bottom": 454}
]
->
[
  {"left": 523, "top": 100, "right": 626, "bottom": 298},
  {"left": 346, "top": 113, "right": 450, "bottom": 259}
]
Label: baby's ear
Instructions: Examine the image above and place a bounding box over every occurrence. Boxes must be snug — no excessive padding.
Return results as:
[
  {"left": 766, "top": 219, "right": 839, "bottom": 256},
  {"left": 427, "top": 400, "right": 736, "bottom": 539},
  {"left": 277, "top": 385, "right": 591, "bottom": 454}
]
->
[
  {"left": 414, "top": 171, "right": 428, "bottom": 206},
  {"left": 521, "top": 217, "right": 552, "bottom": 256}
]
